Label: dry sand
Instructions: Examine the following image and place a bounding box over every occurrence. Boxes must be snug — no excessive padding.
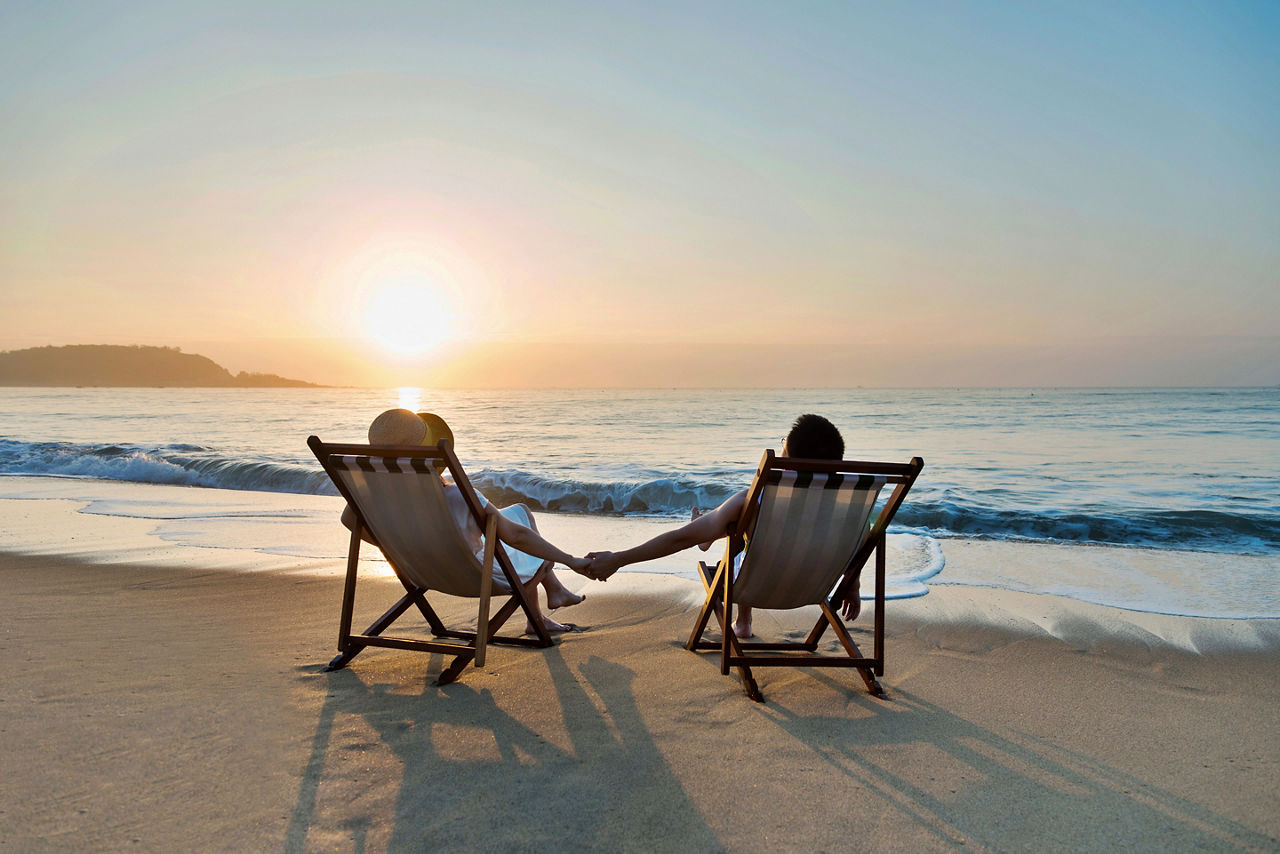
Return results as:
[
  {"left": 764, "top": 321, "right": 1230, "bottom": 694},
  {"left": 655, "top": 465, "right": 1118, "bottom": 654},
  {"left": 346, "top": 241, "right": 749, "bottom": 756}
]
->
[{"left": 2, "top": 551, "right": 1278, "bottom": 853}]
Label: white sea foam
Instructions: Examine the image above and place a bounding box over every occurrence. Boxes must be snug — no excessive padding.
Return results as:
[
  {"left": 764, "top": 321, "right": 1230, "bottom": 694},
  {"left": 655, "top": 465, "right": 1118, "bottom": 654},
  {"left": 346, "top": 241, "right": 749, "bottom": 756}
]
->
[
  {"left": 4, "top": 475, "right": 1277, "bottom": 618},
  {"left": 0, "top": 476, "right": 945, "bottom": 596}
]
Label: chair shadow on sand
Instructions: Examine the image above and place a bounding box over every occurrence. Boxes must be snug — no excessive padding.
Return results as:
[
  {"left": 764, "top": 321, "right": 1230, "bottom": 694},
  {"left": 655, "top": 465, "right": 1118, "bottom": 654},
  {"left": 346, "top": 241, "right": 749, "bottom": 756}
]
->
[
  {"left": 759, "top": 672, "right": 1272, "bottom": 852},
  {"left": 285, "top": 646, "right": 719, "bottom": 853}
]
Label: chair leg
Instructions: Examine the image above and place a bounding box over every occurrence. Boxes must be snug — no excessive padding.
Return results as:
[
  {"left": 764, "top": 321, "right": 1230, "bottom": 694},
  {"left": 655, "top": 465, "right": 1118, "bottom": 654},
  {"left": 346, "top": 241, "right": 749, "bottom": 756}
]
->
[
  {"left": 322, "top": 522, "right": 537, "bottom": 684},
  {"left": 874, "top": 535, "right": 886, "bottom": 675},
  {"left": 823, "top": 602, "right": 886, "bottom": 698},
  {"left": 487, "top": 538, "right": 554, "bottom": 648},
  {"left": 685, "top": 596, "right": 719, "bottom": 651},
  {"left": 406, "top": 586, "right": 449, "bottom": 636},
  {"left": 685, "top": 562, "right": 724, "bottom": 651},
  {"left": 474, "top": 595, "right": 491, "bottom": 668},
  {"left": 330, "top": 527, "right": 362, "bottom": 666},
  {"left": 325, "top": 590, "right": 419, "bottom": 672},
  {"left": 742, "top": 670, "right": 757, "bottom": 706},
  {"left": 324, "top": 649, "right": 357, "bottom": 672},
  {"left": 802, "top": 609, "right": 829, "bottom": 649},
  {"left": 737, "top": 662, "right": 764, "bottom": 702},
  {"left": 436, "top": 652, "right": 475, "bottom": 686},
  {"left": 724, "top": 631, "right": 763, "bottom": 701},
  {"left": 475, "top": 515, "right": 496, "bottom": 668},
  {"left": 690, "top": 558, "right": 765, "bottom": 700}
]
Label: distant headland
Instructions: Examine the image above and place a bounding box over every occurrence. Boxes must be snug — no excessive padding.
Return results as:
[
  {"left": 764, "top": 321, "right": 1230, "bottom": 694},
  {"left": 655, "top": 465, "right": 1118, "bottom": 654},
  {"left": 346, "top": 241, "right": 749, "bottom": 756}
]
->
[{"left": 0, "top": 345, "right": 324, "bottom": 388}]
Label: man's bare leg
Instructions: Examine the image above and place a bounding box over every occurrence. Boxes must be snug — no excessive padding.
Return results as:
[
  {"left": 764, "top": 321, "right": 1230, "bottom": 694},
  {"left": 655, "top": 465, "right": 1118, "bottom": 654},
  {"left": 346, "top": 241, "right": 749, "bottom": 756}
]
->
[
  {"left": 733, "top": 604, "right": 754, "bottom": 638},
  {"left": 691, "top": 507, "right": 714, "bottom": 551}
]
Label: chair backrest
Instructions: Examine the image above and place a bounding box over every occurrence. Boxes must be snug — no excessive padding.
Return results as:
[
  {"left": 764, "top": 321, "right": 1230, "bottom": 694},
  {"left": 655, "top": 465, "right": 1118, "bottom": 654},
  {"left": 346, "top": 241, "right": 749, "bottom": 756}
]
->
[
  {"left": 310, "top": 438, "right": 512, "bottom": 597},
  {"left": 731, "top": 452, "right": 922, "bottom": 610}
]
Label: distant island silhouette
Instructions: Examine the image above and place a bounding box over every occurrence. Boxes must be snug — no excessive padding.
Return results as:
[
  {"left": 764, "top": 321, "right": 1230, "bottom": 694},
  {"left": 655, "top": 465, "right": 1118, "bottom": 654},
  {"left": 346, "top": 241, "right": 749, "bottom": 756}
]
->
[{"left": 0, "top": 345, "right": 324, "bottom": 388}]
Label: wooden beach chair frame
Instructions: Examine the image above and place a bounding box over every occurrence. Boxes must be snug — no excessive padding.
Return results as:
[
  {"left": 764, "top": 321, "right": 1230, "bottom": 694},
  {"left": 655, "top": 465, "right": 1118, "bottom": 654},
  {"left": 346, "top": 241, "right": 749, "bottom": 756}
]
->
[
  {"left": 308, "top": 436, "right": 553, "bottom": 686},
  {"left": 686, "top": 451, "right": 924, "bottom": 701}
]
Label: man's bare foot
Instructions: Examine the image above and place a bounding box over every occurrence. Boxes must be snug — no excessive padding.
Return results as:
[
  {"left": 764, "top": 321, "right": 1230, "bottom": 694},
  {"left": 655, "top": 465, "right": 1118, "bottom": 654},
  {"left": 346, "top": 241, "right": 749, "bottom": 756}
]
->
[
  {"left": 545, "top": 588, "right": 585, "bottom": 610},
  {"left": 732, "top": 620, "right": 754, "bottom": 639}
]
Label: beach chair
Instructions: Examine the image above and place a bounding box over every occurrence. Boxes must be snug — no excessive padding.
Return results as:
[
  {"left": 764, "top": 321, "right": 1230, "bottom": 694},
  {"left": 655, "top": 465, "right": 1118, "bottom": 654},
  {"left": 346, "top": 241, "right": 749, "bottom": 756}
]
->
[
  {"left": 308, "top": 436, "right": 554, "bottom": 685},
  {"left": 686, "top": 451, "right": 924, "bottom": 701}
]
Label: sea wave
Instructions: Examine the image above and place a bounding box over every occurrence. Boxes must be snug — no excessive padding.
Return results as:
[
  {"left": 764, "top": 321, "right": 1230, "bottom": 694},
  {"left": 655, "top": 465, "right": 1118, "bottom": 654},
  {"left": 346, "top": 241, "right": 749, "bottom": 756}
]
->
[
  {"left": 471, "top": 468, "right": 739, "bottom": 516},
  {"left": 2, "top": 439, "right": 1276, "bottom": 555},
  {"left": 896, "top": 502, "right": 1280, "bottom": 555},
  {"left": 0, "top": 439, "right": 332, "bottom": 496}
]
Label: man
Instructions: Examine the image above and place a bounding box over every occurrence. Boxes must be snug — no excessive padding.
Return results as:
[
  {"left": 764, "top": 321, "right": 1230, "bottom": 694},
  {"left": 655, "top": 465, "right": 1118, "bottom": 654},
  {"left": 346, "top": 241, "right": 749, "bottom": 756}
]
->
[{"left": 584, "top": 414, "right": 854, "bottom": 638}]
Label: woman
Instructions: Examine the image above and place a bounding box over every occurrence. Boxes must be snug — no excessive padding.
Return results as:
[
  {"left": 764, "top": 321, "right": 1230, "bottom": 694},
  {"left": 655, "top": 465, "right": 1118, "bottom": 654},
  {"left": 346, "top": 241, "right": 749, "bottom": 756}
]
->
[{"left": 341, "top": 408, "right": 588, "bottom": 634}]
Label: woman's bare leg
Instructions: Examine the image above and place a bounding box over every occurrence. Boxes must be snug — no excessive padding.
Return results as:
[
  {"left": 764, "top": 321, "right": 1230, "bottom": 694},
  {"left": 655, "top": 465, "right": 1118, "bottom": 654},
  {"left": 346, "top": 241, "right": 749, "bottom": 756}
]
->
[
  {"left": 523, "top": 566, "right": 575, "bottom": 634},
  {"left": 733, "top": 605, "right": 754, "bottom": 638},
  {"left": 515, "top": 503, "right": 585, "bottom": 610}
]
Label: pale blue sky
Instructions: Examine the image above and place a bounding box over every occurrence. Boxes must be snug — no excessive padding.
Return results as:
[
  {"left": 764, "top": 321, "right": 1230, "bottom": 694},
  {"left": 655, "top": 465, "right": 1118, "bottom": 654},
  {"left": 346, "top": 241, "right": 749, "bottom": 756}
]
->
[{"left": 2, "top": 1, "right": 1277, "bottom": 385}]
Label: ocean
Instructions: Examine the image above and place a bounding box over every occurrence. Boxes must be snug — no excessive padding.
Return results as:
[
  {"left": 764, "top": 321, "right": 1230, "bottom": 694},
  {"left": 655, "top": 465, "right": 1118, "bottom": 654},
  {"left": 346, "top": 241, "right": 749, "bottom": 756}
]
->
[{"left": 1, "top": 386, "right": 1277, "bottom": 618}]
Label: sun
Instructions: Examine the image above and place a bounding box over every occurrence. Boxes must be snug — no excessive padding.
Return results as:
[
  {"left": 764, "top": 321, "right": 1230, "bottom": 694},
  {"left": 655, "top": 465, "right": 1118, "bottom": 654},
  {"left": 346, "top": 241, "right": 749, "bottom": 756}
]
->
[{"left": 362, "top": 276, "right": 455, "bottom": 358}]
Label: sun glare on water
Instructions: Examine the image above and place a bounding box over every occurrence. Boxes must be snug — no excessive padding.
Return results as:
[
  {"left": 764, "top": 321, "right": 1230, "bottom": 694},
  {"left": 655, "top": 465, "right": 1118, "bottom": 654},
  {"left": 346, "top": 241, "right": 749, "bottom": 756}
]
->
[
  {"left": 362, "top": 277, "right": 455, "bottom": 358},
  {"left": 397, "top": 386, "right": 422, "bottom": 411}
]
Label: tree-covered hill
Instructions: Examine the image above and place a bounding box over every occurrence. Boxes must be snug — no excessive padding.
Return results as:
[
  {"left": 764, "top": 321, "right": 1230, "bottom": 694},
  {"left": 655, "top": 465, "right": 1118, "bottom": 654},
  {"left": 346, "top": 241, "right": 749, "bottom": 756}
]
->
[{"left": 0, "top": 345, "right": 322, "bottom": 387}]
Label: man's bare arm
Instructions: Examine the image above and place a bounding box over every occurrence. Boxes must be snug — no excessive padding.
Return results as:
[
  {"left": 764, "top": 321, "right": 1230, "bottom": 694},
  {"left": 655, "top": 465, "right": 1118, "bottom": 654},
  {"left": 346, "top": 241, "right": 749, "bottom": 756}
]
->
[{"left": 586, "top": 490, "right": 747, "bottom": 580}]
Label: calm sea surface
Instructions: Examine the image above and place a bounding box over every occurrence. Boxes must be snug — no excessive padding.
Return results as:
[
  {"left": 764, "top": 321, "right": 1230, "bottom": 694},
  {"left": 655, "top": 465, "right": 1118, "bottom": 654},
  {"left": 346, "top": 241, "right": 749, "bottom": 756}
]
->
[{"left": 1, "top": 387, "right": 1277, "bottom": 617}]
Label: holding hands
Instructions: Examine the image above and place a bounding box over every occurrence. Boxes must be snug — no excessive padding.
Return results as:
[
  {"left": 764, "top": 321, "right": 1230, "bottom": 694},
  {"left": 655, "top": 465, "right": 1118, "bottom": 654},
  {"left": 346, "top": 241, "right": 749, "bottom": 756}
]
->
[
  {"left": 569, "top": 505, "right": 725, "bottom": 582},
  {"left": 557, "top": 551, "right": 622, "bottom": 581},
  {"left": 580, "top": 551, "right": 622, "bottom": 581}
]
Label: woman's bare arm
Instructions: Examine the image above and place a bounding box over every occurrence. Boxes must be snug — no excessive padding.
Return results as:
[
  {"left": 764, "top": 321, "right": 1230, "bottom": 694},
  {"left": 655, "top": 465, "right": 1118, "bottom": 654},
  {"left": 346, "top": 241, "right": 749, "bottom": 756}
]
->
[{"left": 491, "top": 508, "right": 590, "bottom": 573}]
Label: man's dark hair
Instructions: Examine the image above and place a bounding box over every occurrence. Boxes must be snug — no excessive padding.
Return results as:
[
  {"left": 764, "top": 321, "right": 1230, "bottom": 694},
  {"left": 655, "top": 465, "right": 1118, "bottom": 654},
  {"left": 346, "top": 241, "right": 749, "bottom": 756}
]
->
[{"left": 785, "top": 413, "right": 845, "bottom": 460}]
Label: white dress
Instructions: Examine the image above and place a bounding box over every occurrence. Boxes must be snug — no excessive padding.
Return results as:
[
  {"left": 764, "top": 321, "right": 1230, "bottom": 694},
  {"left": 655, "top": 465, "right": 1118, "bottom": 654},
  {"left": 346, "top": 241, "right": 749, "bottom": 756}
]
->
[{"left": 443, "top": 483, "right": 546, "bottom": 584}]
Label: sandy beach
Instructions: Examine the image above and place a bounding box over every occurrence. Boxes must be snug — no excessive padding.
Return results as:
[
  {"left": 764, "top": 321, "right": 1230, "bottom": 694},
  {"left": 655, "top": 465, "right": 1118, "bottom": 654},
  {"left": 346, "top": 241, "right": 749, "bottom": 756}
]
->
[{"left": 3, "top": 544, "right": 1278, "bottom": 853}]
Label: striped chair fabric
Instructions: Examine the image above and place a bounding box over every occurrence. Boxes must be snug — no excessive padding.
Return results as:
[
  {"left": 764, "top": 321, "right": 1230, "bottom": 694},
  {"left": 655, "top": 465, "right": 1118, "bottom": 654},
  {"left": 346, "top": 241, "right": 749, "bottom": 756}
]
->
[
  {"left": 327, "top": 455, "right": 513, "bottom": 597},
  {"left": 732, "top": 469, "right": 886, "bottom": 610}
]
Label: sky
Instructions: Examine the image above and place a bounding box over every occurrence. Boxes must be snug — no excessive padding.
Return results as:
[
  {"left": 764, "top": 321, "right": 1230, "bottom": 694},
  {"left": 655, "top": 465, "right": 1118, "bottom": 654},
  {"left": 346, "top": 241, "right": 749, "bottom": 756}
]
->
[{"left": 2, "top": 1, "right": 1277, "bottom": 387}]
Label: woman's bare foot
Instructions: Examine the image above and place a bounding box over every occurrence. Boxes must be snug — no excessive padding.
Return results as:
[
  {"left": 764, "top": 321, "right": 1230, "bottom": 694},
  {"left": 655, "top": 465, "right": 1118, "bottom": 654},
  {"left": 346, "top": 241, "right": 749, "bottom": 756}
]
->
[
  {"left": 732, "top": 620, "right": 753, "bottom": 639},
  {"left": 550, "top": 591, "right": 588, "bottom": 612},
  {"left": 542, "top": 570, "right": 586, "bottom": 610},
  {"left": 546, "top": 588, "right": 585, "bottom": 609},
  {"left": 526, "top": 615, "right": 577, "bottom": 634}
]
